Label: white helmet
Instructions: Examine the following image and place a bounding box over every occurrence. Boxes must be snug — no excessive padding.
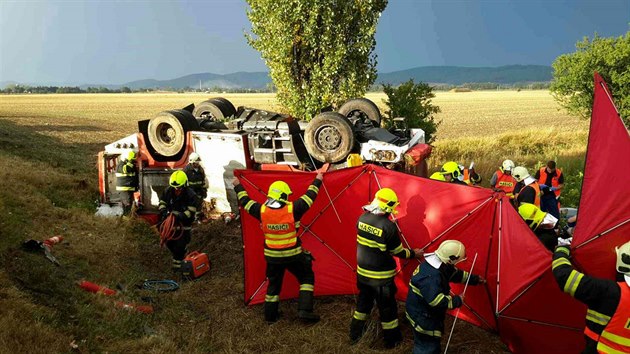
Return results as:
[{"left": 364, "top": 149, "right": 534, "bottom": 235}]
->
[
  {"left": 512, "top": 166, "right": 530, "bottom": 182},
  {"left": 435, "top": 240, "right": 467, "bottom": 265},
  {"left": 502, "top": 159, "right": 515, "bottom": 172},
  {"left": 616, "top": 240, "right": 630, "bottom": 275},
  {"left": 189, "top": 152, "right": 201, "bottom": 164}
]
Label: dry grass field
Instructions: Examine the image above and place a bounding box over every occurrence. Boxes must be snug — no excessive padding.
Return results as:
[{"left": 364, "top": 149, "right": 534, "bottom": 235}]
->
[{"left": 0, "top": 91, "right": 588, "bottom": 353}]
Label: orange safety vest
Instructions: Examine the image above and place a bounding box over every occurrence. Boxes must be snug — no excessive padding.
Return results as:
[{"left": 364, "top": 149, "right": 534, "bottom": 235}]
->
[
  {"left": 538, "top": 167, "right": 563, "bottom": 198},
  {"left": 495, "top": 170, "right": 516, "bottom": 196},
  {"left": 519, "top": 182, "right": 541, "bottom": 208},
  {"left": 260, "top": 203, "right": 297, "bottom": 250},
  {"left": 597, "top": 282, "right": 630, "bottom": 353}
]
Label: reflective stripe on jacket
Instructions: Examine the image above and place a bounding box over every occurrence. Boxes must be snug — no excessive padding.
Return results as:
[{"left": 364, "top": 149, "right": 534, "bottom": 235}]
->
[
  {"left": 495, "top": 170, "right": 516, "bottom": 196},
  {"left": 538, "top": 167, "right": 563, "bottom": 197},
  {"left": 261, "top": 203, "right": 297, "bottom": 250},
  {"left": 597, "top": 282, "right": 630, "bottom": 353},
  {"left": 115, "top": 159, "right": 137, "bottom": 191}
]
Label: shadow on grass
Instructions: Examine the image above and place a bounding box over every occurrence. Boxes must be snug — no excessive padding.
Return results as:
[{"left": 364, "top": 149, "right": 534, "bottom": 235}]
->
[{"left": 0, "top": 119, "right": 108, "bottom": 174}]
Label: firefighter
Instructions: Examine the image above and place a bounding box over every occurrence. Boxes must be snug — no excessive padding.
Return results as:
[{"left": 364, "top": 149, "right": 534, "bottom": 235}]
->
[
  {"left": 158, "top": 170, "right": 197, "bottom": 272},
  {"left": 439, "top": 161, "right": 468, "bottom": 185},
  {"left": 405, "top": 240, "right": 485, "bottom": 354},
  {"left": 459, "top": 162, "right": 482, "bottom": 186},
  {"left": 535, "top": 160, "right": 564, "bottom": 219},
  {"left": 233, "top": 173, "right": 323, "bottom": 323},
  {"left": 517, "top": 203, "right": 558, "bottom": 251},
  {"left": 552, "top": 240, "right": 630, "bottom": 353},
  {"left": 184, "top": 152, "right": 207, "bottom": 221},
  {"left": 512, "top": 166, "right": 541, "bottom": 208},
  {"left": 490, "top": 159, "right": 517, "bottom": 198},
  {"left": 115, "top": 150, "right": 138, "bottom": 214},
  {"left": 350, "top": 188, "right": 423, "bottom": 348}
]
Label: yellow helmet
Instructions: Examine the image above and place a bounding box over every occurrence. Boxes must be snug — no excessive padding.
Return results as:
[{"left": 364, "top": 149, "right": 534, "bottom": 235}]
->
[
  {"left": 518, "top": 203, "right": 546, "bottom": 231},
  {"left": 373, "top": 188, "right": 399, "bottom": 214},
  {"left": 615, "top": 240, "right": 630, "bottom": 275},
  {"left": 268, "top": 181, "right": 292, "bottom": 202},
  {"left": 441, "top": 161, "right": 461, "bottom": 178},
  {"left": 429, "top": 172, "right": 446, "bottom": 181},
  {"left": 169, "top": 170, "right": 188, "bottom": 188},
  {"left": 436, "top": 240, "right": 466, "bottom": 265},
  {"left": 127, "top": 150, "right": 137, "bottom": 161}
]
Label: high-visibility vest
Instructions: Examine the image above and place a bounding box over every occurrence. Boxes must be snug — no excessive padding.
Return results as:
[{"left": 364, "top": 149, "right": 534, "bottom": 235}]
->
[
  {"left": 495, "top": 170, "right": 516, "bottom": 196},
  {"left": 115, "top": 159, "right": 137, "bottom": 191},
  {"left": 538, "top": 167, "right": 563, "bottom": 198},
  {"left": 260, "top": 203, "right": 297, "bottom": 250},
  {"left": 517, "top": 182, "right": 541, "bottom": 208},
  {"left": 597, "top": 282, "right": 630, "bottom": 353}
]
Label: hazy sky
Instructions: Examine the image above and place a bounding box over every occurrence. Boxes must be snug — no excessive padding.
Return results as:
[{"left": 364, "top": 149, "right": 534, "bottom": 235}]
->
[{"left": 0, "top": 0, "right": 628, "bottom": 85}]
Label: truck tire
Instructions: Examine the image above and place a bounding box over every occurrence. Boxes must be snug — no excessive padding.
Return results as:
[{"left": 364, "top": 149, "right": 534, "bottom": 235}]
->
[
  {"left": 338, "top": 98, "right": 381, "bottom": 127},
  {"left": 193, "top": 98, "right": 236, "bottom": 120},
  {"left": 148, "top": 110, "right": 199, "bottom": 157},
  {"left": 209, "top": 97, "right": 236, "bottom": 118},
  {"left": 305, "top": 112, "right": 355, "bottom": 163}
]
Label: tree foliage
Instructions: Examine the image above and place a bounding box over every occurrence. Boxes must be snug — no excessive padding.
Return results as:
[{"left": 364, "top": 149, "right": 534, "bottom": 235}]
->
[
  {"left": 550, "top": 32, "right": 630, "bottom": 126},
  {"left": 246, "top": 0, "right": 387, "bottom": 120},
  {"left": 382, "top": 80, "right": 441, "bottom": 143}
]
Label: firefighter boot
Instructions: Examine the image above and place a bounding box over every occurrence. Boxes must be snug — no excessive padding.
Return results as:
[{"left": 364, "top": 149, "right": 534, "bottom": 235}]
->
[
  {"left": 349, "top": 318, "right": 367, "bottom": 344},
  {"left": 383, "top": 327, "right": 403, "bottom": 349},
  {"left": 171, "top": 259, "right": 183, "bottom": 273},
  {"left": 297, "top": 290, "right": 320, "bottom": 323},
  {"left": 264, "top": 301, "right": 280, "bottom": 323}
]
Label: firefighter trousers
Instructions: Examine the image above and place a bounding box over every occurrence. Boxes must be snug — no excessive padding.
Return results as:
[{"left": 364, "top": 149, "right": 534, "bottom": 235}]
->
[
  {"left": 264, "top": 252, "right": 315, "bottom": 322},
  {"left": 166, "top": 230, "right": 191, "bottom": 262},
  {"left": 350, "top": 280, "right": 402, "bottom": 348}
]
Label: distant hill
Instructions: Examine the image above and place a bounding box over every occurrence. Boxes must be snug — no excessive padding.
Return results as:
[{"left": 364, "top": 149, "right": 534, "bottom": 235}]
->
[
  {"left": 377, "top": 65, "right": 552, "bottom": 85},
  {"left": 3, "top": 65, "right": 552, "bottom": 90}
]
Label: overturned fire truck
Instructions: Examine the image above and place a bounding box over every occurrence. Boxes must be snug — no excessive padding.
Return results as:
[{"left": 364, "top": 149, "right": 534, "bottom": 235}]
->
[{"left": 98, "top": 97, "right": 432, "bottom": 218}]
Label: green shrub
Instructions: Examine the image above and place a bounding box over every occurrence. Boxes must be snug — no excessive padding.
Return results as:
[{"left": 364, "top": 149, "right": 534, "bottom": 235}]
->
[{"left": 382, "top": 80, "right": 441, "bottom": 143}]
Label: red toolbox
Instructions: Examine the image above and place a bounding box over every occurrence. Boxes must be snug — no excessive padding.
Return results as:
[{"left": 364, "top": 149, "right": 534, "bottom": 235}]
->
[{"left": 181, "top": 251, "right": 211, "bottom": 278}]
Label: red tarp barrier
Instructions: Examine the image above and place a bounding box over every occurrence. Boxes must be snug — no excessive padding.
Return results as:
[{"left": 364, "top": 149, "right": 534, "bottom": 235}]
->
[
  {"left": 235, "top": 74, "right": 628, "bottom": 353},
  {"left": 572, "top": 73, "right": 630, "bottom": 279},
  {"left": 236, "top": 165, "right": 583, "bottom": 353}
]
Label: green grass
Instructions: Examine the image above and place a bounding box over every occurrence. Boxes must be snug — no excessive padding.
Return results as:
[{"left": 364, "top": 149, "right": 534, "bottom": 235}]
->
[{"left": 0, "top": 91, "right": 588, "bottom": 352}]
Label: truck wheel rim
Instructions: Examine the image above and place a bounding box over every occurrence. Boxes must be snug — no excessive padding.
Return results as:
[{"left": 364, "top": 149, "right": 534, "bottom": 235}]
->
[
  {"left": 315, "top": 125, "right": 341, "bottom": 150},
  {"left": 157, "top": 123, "right": 176, "bottom": 146}
]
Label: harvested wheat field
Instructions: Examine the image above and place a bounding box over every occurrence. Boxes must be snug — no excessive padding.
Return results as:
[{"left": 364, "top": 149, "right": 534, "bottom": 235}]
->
[{"left": 0, "top": 91, "right": 587, "bottom": 353}]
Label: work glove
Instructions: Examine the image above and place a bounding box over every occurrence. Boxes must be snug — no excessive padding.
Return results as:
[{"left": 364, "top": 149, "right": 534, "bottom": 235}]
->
[
  {"left": 539, "top": 184, "right": 548, "bottom": 189},
  {"left": 452, "top": 295, "right": 463, "bottom": 308},
  {"left": 557, "top": 237, "right": 572, "bottom": 247},
  {"left": 549, "top": 186, "right": 558, "bottom": 192}
]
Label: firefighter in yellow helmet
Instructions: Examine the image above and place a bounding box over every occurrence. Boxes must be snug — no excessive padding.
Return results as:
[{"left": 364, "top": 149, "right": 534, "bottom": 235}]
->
[
  {"left": 115, "top": 150, "right": 138, "bottom": 214},
  {"left": 350, "top": 187, "right": 423, "bottom": 348},
  {"left": 439, "top": 161, "right": 468, "bottom": 185},
  {"left": 553, "top": 240, "right": 630, "bottom": 353},
  {"left": 406, "top": 240, "right": 485, "bottom": 354},
  {"left": 233, "top": 172, "right": 323, "bottom": 323},
  {"left": 158, "top": 170, "right": 198, "bottom": 271},
  {"left": 518, "top": 203, "right": 558, "bottom": 251}
]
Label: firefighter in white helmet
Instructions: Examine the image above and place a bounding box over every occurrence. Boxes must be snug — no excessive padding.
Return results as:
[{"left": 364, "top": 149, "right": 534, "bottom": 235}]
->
[
  {"left": 406, "top": 240, "right": 486, "bottom": 354},
  {"left": 115, "top": 150, "right": 138, "bottom": 214},
  {"left": 490, "top": 159, "right": 517, "bottom": 198},
  {"left": 184, "top": 152, "right": 208, "bottom": 221},
  {"left": 350, "top": 187, "right": 423, "bottom": 348},
  {"left": 512, "top": 166, "right": 541, "bottom": 208},
  {"left": 552, "top": 240, "right": 630, "bottom": 353}
]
